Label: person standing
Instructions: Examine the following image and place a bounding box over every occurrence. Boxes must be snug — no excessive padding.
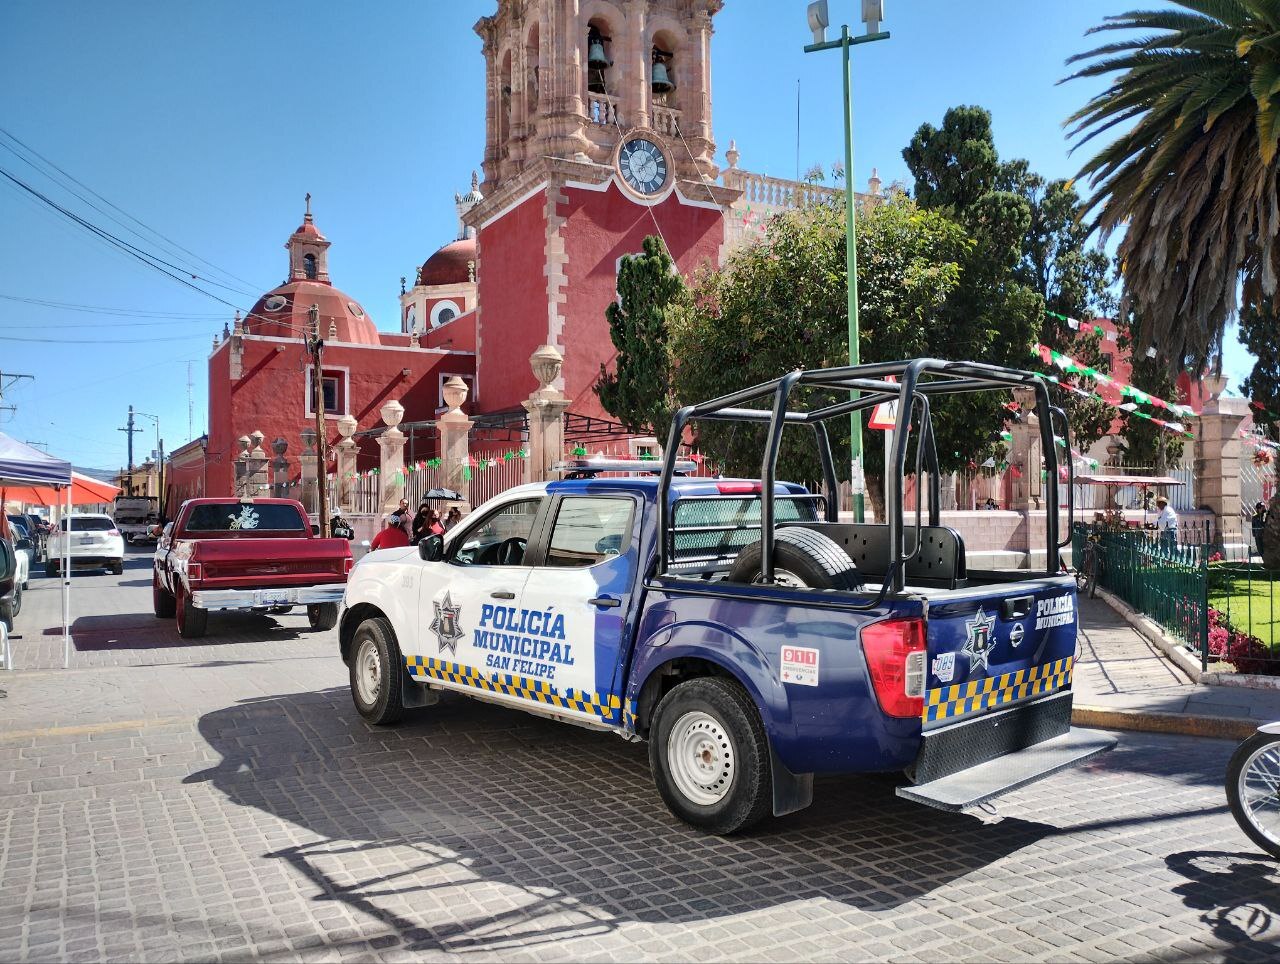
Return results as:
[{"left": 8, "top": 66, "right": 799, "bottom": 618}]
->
[
  {"left": 1155, "top": 495, "right": 1178, "bottom": 551},
  {"left": 411, "top": 503, "right": 431, "bottom": 544},
  {"left": 370, "top": 514, "right": 410, "bottom": 551},
  {"left": 443, "top": 507, "right": 463, "bottom": 532},
  {"left": 1252, "top": 502, "right": 1268, "bottom": 559}
]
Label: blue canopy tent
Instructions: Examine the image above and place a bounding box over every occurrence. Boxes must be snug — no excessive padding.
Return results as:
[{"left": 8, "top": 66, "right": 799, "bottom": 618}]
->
[{"left": 0, "top": 433, "right": 74, "bottom": 668}]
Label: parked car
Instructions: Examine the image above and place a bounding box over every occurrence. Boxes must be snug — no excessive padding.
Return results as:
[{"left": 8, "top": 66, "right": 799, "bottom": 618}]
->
[
  {"left": 153, "top": 497, "right": 353, "bottom": 639},
  {"left": 7, "top": 519, "right": 32, "bottom": 592},
  {"left": 46, "top": 513, "right": 125, "bottom": 576},
  {"left": 0, "top": 535, "right": 17, "bottom": 631},
  {"left": 23, "top": 513, "right": 48, "bottom": 562},
  {"left": 112, "top": 495, "right": 160, "bottom": 545}
]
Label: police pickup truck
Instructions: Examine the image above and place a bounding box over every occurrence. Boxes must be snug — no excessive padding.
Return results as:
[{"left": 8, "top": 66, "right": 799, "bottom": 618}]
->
[{"left": 339, "top": 359, "right": 1113, "bottom": 833}]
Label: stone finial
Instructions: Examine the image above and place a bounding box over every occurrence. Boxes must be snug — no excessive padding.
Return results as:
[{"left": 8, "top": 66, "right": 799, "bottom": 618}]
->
[
  {"left": 725, "top": 139, "right": 740, "bottom": 170},
  {"left": 471, "top": 170, "right": 480, "bottom": 192},
  {"left": 212, "top": 334, "right": 219, "bottom": 350},
  {"left": 1202, "top": 374, "right": 1228, "bottom": 402},
  {"left": 409, "top": 329, "right": 420, "bottom": 348},
  {"left": 249, "top": 430, "right": 266, "bottom": 459},
  {"left": 530, "top": 344, "right": 564, "bottom": 391},
  {"left": 300, "top": 427, "right": 317, "bottom": 456},
  {"left": 400, "top": 275, "right": 406, "bottom": 295},
  {"left": 868, "top": 167, "right": 882, "bottom": 196},
  {"left": 222, "top": 320, "right": 231, "bottom": 340},
  {"left": 336, "top": 414, "right": 357, "bottom": 440},
  {"left": 468, "top": 260, "right": 476, "bottom": 282},
  {"left": 272, "top": 437, "right": 288, "bottom": 457},
  {"left": 442, "top": 376, "right": 470, "bottom": 414},
  {"left": 237, "top": 435, "right": 251, "bottom": 457},
  {"left": 232, "top": 311, "right": 243, "bottom": 335},
  {"left": 380, "top": 399, "right": 405, "bottom": 429},
  {"left": 304, "top": 191, "right": 313, "bottom": 222},
  {"left": 328, "top": 320, "right": 338, "bottom": 340}
]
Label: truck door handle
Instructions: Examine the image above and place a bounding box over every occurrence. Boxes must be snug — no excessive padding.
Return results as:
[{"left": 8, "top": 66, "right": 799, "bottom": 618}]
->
[
  {"left": 490, "top": 590, "right": 516, "bottom": 600},
  {"left": 1001, "top": 595, "right": 1034, "bottom": 620},
  {"left": 589, "top": 596, "right": 622, "bottom": 609}
]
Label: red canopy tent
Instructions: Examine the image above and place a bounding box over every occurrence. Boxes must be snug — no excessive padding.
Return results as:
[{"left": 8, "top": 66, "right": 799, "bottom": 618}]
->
[{"left": 1, "top": 472, "right": 120, "bottom": 508}]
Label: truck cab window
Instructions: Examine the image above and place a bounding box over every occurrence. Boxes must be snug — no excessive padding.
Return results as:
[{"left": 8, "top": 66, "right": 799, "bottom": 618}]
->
[
  {"left": 545, "top": 497, "right": 633, "bottom": 567},
  {"left": 451, "top": 499, "right": 541, "bottom": 567}
]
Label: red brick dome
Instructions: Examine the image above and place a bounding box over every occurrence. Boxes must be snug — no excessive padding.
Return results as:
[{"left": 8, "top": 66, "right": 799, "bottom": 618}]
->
[
  {"left": 243, "top": 281, "right": 379, "bottom": 346},
  {"left": 417, "top": 238, "right": 476, "bottom": 287}
]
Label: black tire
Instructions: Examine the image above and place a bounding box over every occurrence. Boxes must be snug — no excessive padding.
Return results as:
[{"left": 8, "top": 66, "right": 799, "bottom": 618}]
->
[
  {"left": 349, "top": 616, "right": 405, "bottom": 725},
  {"left": 45, "top": 559, "right": 59, "bottom": 579},
  {"left": 1226, "top": 732, "right": 1280, "bottom": 860},
  {"left": 110, "top": 561, "right": 124, "bottom": 576},
  {"left": 176, "top": 588, "right": 208, "bottom": 639},
  {"left": 307, "top": 603, "right": 339, "bottom": 631},
  {"left": 153, "top": 573, "right": 176, "bottom": 618},
  {"left": 9, "top": 582, "right": 21, "bottom": 618},
  {"left": 648, "top": 677, "right": 772, "bottom": 835},
  {"left": 727, "top": 526, "right": 861, "bottom": 590}
]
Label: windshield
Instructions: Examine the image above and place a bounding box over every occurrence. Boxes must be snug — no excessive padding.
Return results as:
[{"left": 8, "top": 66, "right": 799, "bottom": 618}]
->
[
  {"left": 184, "top": 503, "right": 305, "bottom": 533},
  {"left": 58, "top": 517, "right": 116, "bottom": 532}
]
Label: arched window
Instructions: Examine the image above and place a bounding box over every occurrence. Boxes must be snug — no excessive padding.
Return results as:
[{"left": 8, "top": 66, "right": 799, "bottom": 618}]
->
[
  {"left": 303, "top": 253, "right": 317, "bottom": 280},
  {"left": 431, "top": 300, "right": 462, "bottom": 328},
  {"left": 586, "top": 20, "right": 614, "bottom": 101}
]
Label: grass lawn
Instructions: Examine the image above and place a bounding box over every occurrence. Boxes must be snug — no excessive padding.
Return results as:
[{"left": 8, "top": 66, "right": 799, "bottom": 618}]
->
[{"left": 1209, "top": 566, "right": 1280, "bottom": 646}]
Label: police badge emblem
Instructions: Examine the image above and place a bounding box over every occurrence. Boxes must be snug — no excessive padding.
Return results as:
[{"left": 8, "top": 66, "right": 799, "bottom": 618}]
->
[
  {"left": 962, "top": 607, "right": 996, "bottom": 672},
  {"left": 430, "top": 591, "right": 465, "bottom": 655}
]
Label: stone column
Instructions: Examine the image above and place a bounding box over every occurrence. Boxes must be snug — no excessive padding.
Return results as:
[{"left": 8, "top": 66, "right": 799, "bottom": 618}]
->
[
  {"left": 378, "top": 400, "right": 407, "bottom": 513},
  {"left": 334, "top": 414, "right": 358, "bottom": 512},
  {"left": 522, "top": 345, "right": 572, "bottom": 484},
  {"left": 1195, "top": 375, "right": 1250, "bottom": 538},
  {"left": 680, "top": 4, "right": 717, "bottom": 181},
  {"left": 247, "top": 431, "right": 269, "bottom": 495},
  {"left": 233, "top": 435, "right": 252, "bottom": 497},
  {"left": 438, "top": 377, "right": 475, "bottom": 505},
  {"left": 1008, "top": 388, "right": 1043, "bottom": 513},
  {"left": 299, "top": 428, "right": 318, "bottom": 513},
  {"left": 271, "top": 438, "right": 289, "bottom": 498}
]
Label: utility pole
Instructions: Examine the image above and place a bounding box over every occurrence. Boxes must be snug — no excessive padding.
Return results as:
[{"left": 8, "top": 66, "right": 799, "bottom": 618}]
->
[
  {"left": 0, "top": 371, "right": 34, "bottom": 420},
  {"left": 119, "top": 405, "right": 142, "bottom": 491},
  {"left": 307, "top": 304, "right": 330, "bottom": 537},
  {"left": 186, "top": 362, "right": 194, "bottom": 441}
]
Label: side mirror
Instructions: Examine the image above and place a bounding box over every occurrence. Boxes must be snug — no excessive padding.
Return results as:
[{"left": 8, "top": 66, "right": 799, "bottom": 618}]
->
[
  {"left": 311, "top": 524, "right": 321, "bottom": 536},
  {"left": 419, "top": 534, "right": 444, "bottom": 562},
  {"left": 149, "top": 525, "right": 164, "bottom": 538}
]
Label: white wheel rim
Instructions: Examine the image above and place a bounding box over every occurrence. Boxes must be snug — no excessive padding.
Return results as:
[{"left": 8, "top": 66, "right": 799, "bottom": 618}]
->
[
  {"left": 667, "top": 710, "right": 735, "bottom": 806},
  {"left": 772, "top": 568, "right": 808, "bottom": 589},
  {"left": 356, "top": 638, "right": 382, "bottom": 706},
  {"left": 1239, "top": 742, "right": 1280, "bottom": 849}
]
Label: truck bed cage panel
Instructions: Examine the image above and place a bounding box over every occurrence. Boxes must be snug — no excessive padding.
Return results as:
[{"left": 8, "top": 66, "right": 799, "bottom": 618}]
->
[{"left": 658, "top": 359, "right": 1068, "bottom": 599}]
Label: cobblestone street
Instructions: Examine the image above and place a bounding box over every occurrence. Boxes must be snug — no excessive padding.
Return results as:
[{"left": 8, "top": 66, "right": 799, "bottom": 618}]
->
[{"left": 2, "top": 548, "right": 1279, "bottom": 961}]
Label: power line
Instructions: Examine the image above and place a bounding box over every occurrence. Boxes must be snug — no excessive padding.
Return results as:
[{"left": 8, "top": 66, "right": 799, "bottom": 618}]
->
[
  {"left": 0, "top": 126, "right": 267, "bottom": 294},
  {"left": 0, "top": 332, "right": 212, "bottom": 344},
  {"left": 0, "top": 293, "right": 224, "bottom": 317}
]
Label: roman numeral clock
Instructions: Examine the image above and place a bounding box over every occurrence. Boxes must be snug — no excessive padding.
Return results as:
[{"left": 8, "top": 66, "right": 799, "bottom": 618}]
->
[{"left": 615, "top": 133, "right": 670, "bottom": 198}]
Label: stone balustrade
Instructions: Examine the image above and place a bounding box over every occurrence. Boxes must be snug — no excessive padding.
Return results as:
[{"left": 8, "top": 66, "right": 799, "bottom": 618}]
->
[
  {"left": 653, "top": 105, "right": 681, "bottom": 138},
  {"left": 587, "top": 93, "right": 619, "bottom": 128},
  {"left": 721, "top": 169, "right": 843, "bottom": 209}
]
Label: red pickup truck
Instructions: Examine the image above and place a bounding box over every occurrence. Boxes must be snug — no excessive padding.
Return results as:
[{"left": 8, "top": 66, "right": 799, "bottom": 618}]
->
[{"left": 152, "top": 498, "right": 353, "bottom": 639}]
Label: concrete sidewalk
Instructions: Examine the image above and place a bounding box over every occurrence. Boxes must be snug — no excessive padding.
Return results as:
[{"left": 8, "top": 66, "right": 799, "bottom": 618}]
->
[{"left": 1072, "top": 595, "right": 1280, "bottom": 738}]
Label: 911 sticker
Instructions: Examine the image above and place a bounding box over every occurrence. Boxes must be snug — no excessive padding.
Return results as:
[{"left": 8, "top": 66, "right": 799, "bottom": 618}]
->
[{"left": 780, "top": 646, "right": 820, "bottom": 686}]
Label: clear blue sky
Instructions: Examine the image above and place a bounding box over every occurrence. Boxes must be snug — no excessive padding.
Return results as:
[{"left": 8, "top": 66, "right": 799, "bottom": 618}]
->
[{"left": 0, "top": 0, "right": 1252, "bottom": 470}]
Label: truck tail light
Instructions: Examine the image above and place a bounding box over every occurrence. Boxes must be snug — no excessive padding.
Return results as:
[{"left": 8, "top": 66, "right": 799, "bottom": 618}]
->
[
  {"left": 861, "top": 618, "right": 927, "bottom": 718},
  {"left": 716, "top": 481, "right": 761, "bottom": 494},
  {"left": 187, "top": 562, "right": 203, "bottom": 583},
  {"left": 343, "top": 557, "right": 354, "bottom": 575},
  {"left": 108, "top": 528, "right": 120, "bottom": 537}
]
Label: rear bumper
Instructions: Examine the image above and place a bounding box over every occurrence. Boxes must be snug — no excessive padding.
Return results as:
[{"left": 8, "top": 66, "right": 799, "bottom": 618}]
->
[{"left": 191, "top": 584, "right": 346, "bottom": 611}]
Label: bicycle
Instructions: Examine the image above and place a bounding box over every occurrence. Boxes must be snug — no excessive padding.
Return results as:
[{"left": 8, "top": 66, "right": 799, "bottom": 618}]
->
[
  {"left": 1226, "top": 724, "right": 1280, "bottom": 860},
  {"left": 1074, "top": 534, "right": 1101, "bottom": 599}
]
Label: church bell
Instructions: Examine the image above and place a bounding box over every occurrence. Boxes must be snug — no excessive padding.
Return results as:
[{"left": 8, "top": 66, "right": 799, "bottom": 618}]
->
[
  {"left": 587, "top": 28, "right": 612, "bottom": 94},
  {"left": 651, "top": 51, "right": 675, "bottom": 93}
]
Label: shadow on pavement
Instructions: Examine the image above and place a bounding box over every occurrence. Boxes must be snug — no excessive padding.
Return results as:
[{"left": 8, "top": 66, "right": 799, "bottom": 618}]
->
[
  {"left": 51, "top": 613, "right": 313, "bottom": 650},
  {"left": 1167, "top": 851, "right": 1280, "bottom": 961},
  {"left": 186, "top": 687, "right": 1054, "bottom": 953}
]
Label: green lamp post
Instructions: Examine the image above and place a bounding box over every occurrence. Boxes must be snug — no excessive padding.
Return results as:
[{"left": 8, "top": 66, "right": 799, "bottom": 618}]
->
[{"left": 804, "top": 0, "right": 889, "bottom": 523}]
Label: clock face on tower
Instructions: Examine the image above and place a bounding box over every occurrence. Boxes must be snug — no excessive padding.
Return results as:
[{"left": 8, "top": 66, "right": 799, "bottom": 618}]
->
[{"left": 618, "top": 137, "right": 669, "bottom": 196}]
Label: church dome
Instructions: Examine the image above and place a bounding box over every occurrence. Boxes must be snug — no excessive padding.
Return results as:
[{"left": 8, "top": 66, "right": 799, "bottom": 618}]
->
[
  {"left": 417, "top": 238, "right": 476, "bottom": 288},
  {"left": 243, "top": 282, "right": 379, "bottom": 345}
]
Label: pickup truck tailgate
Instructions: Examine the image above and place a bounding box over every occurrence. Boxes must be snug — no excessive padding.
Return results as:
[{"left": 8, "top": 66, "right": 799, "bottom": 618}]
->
[{"left": 192, "top": 537, "right": 351, "bottom": 582}]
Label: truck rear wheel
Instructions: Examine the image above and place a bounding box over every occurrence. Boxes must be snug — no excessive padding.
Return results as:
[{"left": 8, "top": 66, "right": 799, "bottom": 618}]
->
[
  {"left": 649, "top": 677, "right": 771, "bottom": 835},
  {"left": 727, "top": 527, "right": 862, "bottom": 590},
  {"left": 176, "top": 588, "right": 208, "bottom": 639},
  {"left": 349, "top": 616, "right": 405, "bottom": 725},
  {"left": 307, "top": 603, "right": 339, "bottom": 631},
  {"left": 153, "top": 573, "right": 175, "bottom": 618}
]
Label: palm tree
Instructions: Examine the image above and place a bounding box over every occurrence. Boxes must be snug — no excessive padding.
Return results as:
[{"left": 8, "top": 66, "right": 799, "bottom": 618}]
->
[{"left": 1065, "top": 0, "right": 1280, "bottom": 370}]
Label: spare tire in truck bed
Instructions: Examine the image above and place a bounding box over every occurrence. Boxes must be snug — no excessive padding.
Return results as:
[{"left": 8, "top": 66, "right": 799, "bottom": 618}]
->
[{"left": 727, "top": 526, "right": 862, "bottom": 590}]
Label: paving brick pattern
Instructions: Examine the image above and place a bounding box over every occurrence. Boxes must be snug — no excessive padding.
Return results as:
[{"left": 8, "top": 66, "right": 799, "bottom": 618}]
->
[{"left": 2, "top": 552, "right": 1280, "bottom": 961}]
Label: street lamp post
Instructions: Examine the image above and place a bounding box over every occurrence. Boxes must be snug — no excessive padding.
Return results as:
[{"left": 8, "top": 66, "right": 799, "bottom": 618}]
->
[{"left": 804, "top": 0, "right": 889, "bottom": 523}]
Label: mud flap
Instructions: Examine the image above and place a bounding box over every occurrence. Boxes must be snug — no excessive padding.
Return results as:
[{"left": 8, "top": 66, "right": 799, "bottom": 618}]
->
[
  {"left": 401, "top": 672, "right": 440, "bottom": 709},
  {"left": 770, "top": 742, "right": 814, "bottom": 817}
]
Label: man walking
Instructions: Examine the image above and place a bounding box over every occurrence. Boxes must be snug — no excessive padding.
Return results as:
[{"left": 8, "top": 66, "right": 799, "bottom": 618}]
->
[{"left": 1155, "top": 495, "right": 1178, "bottom": 552}]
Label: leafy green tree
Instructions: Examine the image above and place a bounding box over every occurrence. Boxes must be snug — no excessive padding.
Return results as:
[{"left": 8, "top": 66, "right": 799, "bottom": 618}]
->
[
  {"left": 671, "top": 195, "right": 972, "bottom": 507},
  {"left": 595, "top": 236, "right": 684, "bottom": 440},
  {"left": 1239, "top": 303, "right": 1280, "bottom": 564},
  {"left": 1065, "top": 2, "right": 1280, "bottom": 371}
]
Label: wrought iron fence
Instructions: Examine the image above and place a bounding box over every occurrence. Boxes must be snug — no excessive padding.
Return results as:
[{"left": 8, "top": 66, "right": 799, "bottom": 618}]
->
[{"left": 1073, "top": 523, "right": 1280, "bottom": 676}]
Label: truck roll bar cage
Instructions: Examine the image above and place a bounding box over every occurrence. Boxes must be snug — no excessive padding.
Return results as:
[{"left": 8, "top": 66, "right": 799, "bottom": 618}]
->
[{"left": 657, "top": 358, "right": 1071, "bottom": 603}]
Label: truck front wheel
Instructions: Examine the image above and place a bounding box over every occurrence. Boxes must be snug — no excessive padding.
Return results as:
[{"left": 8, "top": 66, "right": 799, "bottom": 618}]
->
[
  {"left": 307, "top": 603, "right": 339, "bottom": 631},
  {"left": 349, "top": 616, "right": 405, "bottom": 725},
  {"left": 649, "top": 677, "right": 771, "bottom": 835},
  {"left": 176, "top": 589, "right": 208, "bottom": 639}
]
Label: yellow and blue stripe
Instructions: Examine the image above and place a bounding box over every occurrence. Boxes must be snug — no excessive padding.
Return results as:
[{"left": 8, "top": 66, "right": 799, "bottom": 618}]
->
[
  {"left": 923, "top": 656, "right": 1073, "bottom": 724},
  {"left": 404, "top": 654, "right": 624, "bottom": 725}
]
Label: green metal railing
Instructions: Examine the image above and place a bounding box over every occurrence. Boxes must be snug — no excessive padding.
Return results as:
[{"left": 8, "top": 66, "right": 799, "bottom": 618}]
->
[{"left": 1074, "top": 524, "right": 1280, "bottom": 673}]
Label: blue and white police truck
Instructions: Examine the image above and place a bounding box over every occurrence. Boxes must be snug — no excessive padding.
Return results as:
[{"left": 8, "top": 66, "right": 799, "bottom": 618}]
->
[{"left": 339, "top": 359, "right": 1113, "bottom": 833}]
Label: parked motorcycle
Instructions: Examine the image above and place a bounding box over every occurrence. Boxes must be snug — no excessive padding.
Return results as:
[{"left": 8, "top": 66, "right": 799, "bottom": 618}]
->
[{"left": 1226, "top": 723, "right": 1280, "bottom": 859}]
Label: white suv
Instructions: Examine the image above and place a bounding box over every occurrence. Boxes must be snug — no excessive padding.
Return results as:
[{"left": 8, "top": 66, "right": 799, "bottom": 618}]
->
[{"left": 46, "top": 514, "right": 125, "bottom": 577}]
